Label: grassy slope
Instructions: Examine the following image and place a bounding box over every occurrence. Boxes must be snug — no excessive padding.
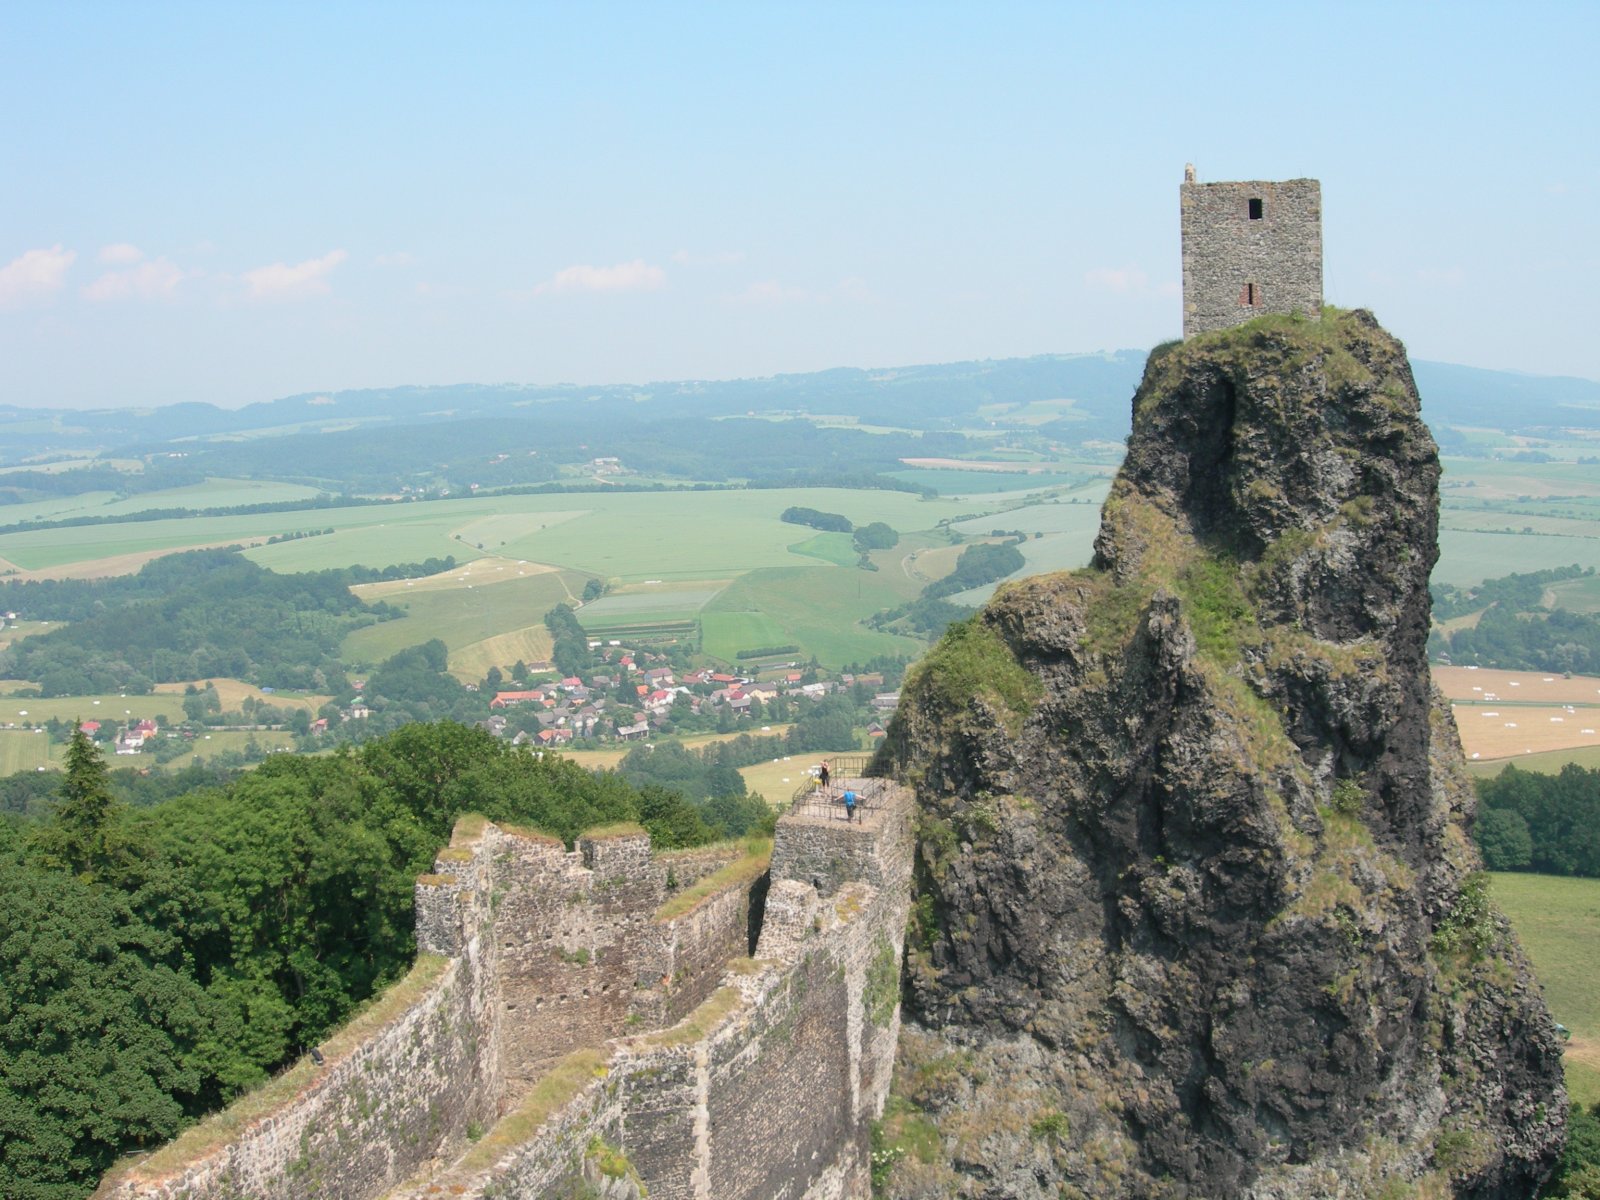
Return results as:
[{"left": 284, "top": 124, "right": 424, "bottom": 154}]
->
[{"left": 1491, "top": 872, "right": 1600, "bottom": 1107}]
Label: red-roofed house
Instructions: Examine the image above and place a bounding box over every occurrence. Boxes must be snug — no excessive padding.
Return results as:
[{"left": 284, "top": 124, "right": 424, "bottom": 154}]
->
[{"left": 490, "top": 690, "right": 546, "bottom": 709}]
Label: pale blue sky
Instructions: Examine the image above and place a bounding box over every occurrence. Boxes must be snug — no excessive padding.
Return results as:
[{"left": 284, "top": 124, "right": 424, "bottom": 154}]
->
[{"left": 2, "top": 1, "right": 1595, "bottom": 409}]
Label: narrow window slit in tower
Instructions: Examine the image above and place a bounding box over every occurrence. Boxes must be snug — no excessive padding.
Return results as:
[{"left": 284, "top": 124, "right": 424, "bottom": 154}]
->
[
  {"left": 1239, "top": 283, "right": 1262, "bottom": 307},
  {"left": 1248, "top": 198, "right": 1264, "bottom": 220}
]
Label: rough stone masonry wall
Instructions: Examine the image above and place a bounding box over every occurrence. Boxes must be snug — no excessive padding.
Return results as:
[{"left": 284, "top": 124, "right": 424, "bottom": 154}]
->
[
  {"left": 1182, "top": 177, "right": 1322, "bottom": 336},
  {"left": 94, "top": 816, "right": 752, "bottom": 1200},
  {"left": 93, "top": 822, "right": 508, "bottom": 1200},
  {"left": 385, "top": 780, "right": 917, "bottom": 1200}
]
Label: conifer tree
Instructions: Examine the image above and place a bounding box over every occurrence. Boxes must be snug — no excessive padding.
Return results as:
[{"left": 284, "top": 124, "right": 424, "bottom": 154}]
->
[{"left": 41, "top": 725, "right": 122, "bottom": 878}]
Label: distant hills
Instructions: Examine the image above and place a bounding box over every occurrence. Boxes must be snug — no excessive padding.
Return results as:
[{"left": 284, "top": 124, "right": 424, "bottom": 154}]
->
[{"left": 1, "top": 346, "right": 1596, "bottom": 493}]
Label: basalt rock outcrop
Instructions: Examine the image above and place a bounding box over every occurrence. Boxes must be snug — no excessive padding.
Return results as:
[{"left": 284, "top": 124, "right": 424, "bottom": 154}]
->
[{"left": 876, "top": 310, "right": 1566, "bottom": 1198}]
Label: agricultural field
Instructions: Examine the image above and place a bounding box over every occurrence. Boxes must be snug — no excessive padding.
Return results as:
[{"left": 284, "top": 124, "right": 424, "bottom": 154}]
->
[
  {"left": 0, "top": 691, "right": 189, "bottom": 726},
  {"left": 1549, "top": 571, "right": 1600, "bottom": 613},
  {"left": 150, "top": 679, "right": 328, "bottom": 714},
  {"left": 1432, "top": 454, "right": 1600, "bottom": 587},
  {"left": 577, "top": 583, "right": 725, "bottom": 631},
  {"left": 344, "top": 563, "right": 581, "bottom": 673},
  {"left": 700, "top": 610, "right": 790, "bottom": 663},
  {"left": 1491, "top": 872, "right": 1600, "bottom": 1107},
  {"left": 159, "top": 728, "right": 298, "bottom": 770},
  {"left": 1465, "top": 744, "right": 1600, "bottom": 779},
  {"left": 788, "top": 532, "right": 858, "bottom": 567},
  {"left": 703, "top": 564, "right": 922, "bottom": 664},
  {"left": 0, "top": 728, "right": 59, "bottom": 773},
  {"left": 1437, "top": 667, "right": 1600, "bottom": 763}
]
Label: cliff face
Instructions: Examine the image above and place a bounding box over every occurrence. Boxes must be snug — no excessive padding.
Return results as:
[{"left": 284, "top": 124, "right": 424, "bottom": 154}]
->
[{"left": 877, "top": 310, "right": 1566, "bottom": 1199}]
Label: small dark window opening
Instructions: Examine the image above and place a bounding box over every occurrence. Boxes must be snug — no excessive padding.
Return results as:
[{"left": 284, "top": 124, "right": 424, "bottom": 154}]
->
[
  {"left": 1248, "top": 197, "right": 1264, "bottom": 220},
  {"left": 1239, "top": 283, "right": 1261, "bottom": 307}
]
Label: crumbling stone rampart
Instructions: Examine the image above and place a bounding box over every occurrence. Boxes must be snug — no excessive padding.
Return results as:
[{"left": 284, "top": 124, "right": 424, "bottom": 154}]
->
[{"left": 96, "top": 778, "right": 915, "bottom": 1200}]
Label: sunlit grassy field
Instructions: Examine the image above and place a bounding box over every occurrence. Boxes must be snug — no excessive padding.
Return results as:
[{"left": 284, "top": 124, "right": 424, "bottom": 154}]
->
[
  {"left": 1491, "top": 872, "right": 1600, "bottom": 1107},
  {"left": 703, "top": 565, "right": 922, "bottom": 665},
  {"left": 0, "top": 728, "right": 59, "bottom": 773},
  {"left": 342, "top": 570, "right": 578, "bottom": 670},
  {"left": 0, "top": 691, "right": 189, "bottom": 726}
]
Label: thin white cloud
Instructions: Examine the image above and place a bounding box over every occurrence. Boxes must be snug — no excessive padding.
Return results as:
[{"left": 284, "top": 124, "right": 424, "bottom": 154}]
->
[
  {"left": 83, "top": 257, "right": 188, "bottom": 302},
  {"left": 534, "top": 259, "right": 665, "bottom": 295},
  {"left": 243, "top": 249, "right": 348, "bottom": 300},
  {"left": 99, "top": 242, "right": 145, "bottom": 265},
  {"left": 375, "top": 251, "right": 416, "bottom": 267},
  {"left": 0, "top": 245, "right": 76, "bottom": 308}
]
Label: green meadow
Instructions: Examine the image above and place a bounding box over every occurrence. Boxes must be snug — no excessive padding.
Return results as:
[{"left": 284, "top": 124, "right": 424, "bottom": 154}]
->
[
  {"left": 0, "top": 729, "right": 60, "bottom": 774},
  {"left": 576, "top": 585, "right": 723, "bottom": 631},
  {"left": 0, "top": 691, "right": 189, "bottom": 726},
  {"left": 788, "top": 532, "right": 859, "bottom": 566},
  {"left": 1465, "top": 743, "right": 1600, "bottom": 778},
  {"left": 704, "top": 564, "right": 922, "bottom": 664},
  {"left": 342, "top": 569, "right": 580, "bottom": 669},
  {"left": 1491, "top": 872, "right": 1600, "bottom": 1107},
  {"left": 0, "top": 486, "right": 965, "bottom": 578}
]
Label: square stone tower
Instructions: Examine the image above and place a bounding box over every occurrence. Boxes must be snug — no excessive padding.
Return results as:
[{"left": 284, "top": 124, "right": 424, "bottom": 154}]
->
[{"left": 1180, "top": 165, "right": 1322, "bottom": 337}]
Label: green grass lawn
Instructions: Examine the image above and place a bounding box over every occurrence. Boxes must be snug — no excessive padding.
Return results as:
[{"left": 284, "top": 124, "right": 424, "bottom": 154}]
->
[{"left": 1490, "top": 872, "right": 1600, "bottom": 1107}]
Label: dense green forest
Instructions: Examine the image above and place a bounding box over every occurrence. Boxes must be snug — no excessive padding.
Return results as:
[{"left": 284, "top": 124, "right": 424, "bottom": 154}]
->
[
  {"left": 0, "top": 550, "right": 398, "bottom": 695},
  {"left": 0, "top": 723, "right": 766, "bottom": 1200},
  {"left": 1474, "top": 763, "right": 1600, "bottom": 877},
  {"left": 1430, "top": 565, "right": 1600, "bottom": 673}
]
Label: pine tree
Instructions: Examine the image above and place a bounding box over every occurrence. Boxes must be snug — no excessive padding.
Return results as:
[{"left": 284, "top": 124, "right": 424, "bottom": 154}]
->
[{"left": 44, "top": 725, "right": 122, "bottom": 878}]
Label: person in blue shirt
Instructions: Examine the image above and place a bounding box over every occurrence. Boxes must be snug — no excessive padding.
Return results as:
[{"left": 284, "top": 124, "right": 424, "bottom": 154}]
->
[{"left": 842, "top": 789, "right": 857, "bottom": 821}]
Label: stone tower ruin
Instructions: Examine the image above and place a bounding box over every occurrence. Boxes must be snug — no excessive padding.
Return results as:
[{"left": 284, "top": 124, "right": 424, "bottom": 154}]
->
[{"left": 1180, "top": 164, "right": 1322, "bottom": 337}]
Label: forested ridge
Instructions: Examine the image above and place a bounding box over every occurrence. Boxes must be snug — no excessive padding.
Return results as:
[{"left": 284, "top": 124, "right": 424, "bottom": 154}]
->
[
  {"left": 0, "top": 723, "right": 771, "bottom": 1200},
  {"left": 1430, "top": 564, "right": 1600, "bottom": 674},
  {"left": 0, "top": 549, "right": 424, "bottom": 695}
]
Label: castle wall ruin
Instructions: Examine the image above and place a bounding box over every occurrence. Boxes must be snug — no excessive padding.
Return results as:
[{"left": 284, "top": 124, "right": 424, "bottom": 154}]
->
[{"left": 95, "top": 778, "right": 914, "bottom": 1200}]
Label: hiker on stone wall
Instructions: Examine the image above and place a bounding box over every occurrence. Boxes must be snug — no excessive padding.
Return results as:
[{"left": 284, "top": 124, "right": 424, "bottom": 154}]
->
[
  {"left": 842, "top": 788, "right": 857, "bottom": 821},
  {"left": 818, "top": 761, "right": 830, "bottom": 790}
]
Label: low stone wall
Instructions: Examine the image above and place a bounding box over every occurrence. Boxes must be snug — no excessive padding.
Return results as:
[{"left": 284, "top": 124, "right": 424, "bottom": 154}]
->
[{"left": 94, "top": 951, "right": 498, "bottom": 1200}]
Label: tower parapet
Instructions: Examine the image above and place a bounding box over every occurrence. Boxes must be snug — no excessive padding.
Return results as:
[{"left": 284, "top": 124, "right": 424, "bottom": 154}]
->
[{"left": 1181, "top": 166, "right": 1322, "bottom": 336}]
